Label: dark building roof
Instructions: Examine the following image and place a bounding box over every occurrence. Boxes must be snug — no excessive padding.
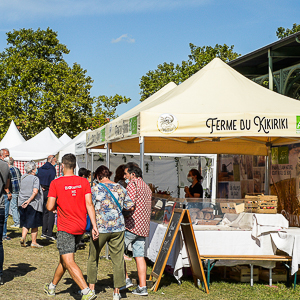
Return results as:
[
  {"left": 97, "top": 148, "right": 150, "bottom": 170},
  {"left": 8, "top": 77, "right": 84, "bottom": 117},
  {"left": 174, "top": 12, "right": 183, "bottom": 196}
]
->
[{"left": 228, "top": 32, "right": 300, "bottom": 78}]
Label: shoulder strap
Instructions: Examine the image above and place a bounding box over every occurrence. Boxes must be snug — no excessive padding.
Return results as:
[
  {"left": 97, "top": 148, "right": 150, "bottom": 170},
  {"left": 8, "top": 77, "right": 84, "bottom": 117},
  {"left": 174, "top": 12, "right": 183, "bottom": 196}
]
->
[{"left": 98, "top": 183, "right": 122, "bottom": 212}]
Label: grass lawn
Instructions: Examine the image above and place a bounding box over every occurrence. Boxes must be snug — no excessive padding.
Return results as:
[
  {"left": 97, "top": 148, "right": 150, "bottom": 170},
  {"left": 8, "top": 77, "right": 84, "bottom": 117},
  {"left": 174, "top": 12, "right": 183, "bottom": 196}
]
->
[{"left": 1, "top": 216, "right": 300, "bottom": 299}]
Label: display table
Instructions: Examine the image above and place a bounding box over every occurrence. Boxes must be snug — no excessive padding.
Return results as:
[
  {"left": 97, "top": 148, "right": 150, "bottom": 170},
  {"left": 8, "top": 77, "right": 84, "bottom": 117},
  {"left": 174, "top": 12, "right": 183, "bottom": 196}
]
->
[
  {"left": 271, "top": 228, "right": 300, "bottom": 275},
  {"left": 146, "top": 213, "right": 290, "bottom": 280}
]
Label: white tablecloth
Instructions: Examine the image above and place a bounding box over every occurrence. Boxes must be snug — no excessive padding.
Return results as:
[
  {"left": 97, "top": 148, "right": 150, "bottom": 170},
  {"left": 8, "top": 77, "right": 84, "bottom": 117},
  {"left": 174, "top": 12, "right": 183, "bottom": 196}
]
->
[
  {"left": 271, "top": 228, "right": 300, "bottom": 275},
  {"left": 146, "top": 221, "right": 276, "bottom": 280},
  {"left": 252, "top": 214, "right": 289, "bottom": 240}
]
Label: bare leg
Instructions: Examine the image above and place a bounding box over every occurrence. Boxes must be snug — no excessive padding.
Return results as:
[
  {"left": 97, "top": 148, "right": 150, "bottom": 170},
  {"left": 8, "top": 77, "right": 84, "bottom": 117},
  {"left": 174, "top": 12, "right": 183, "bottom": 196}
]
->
[
  {"left": 135, "top": 257, "right": 147, "bottom": 287},
  {"left": 52, "top": 257, "right": 67, "bottom": 286},
  {"left": 61, "top": 253, "right": 88, "bottom": 290},
  {"left": 124, "top": 261, "right": 129, "bottom": 279},
  {"left": 31, "top": 228, "right": 38, "bottom": 244},
  {"left": 89, "top": 283, "right": 95, "bottom": 291},
  {"left": 22, "top": 227, "right": 28, "bottom": 240}
]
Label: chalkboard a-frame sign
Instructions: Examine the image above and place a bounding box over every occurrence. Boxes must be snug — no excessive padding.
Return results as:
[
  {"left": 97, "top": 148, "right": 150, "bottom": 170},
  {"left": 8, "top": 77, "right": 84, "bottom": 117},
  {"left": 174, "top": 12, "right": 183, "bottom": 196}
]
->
[{"left": 149, "top": 208, "right": 209, "bottom": 294}]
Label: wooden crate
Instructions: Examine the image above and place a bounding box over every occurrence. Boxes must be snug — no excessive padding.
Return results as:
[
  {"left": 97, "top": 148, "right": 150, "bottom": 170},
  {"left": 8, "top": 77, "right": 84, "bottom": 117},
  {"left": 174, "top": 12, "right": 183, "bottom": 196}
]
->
[
  {"left": 196, "top": 219, "right": 221, "bottom": 225},
  {"left": 229, "top": 266, "right": 259, "bottom": 282},
  {"left": 244, "top": 195, "right": 277, "bottom": 214},
  {"left": 260, "top": 268, "right": 287, "bottom": 282},
  {"left": 220, "top": 202, "right": 245, "bottom": 214}
]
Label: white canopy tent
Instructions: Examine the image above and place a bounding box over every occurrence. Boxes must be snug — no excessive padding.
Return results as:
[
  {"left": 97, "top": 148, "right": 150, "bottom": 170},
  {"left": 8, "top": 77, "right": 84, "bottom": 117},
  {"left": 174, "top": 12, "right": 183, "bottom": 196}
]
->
[
  {"left": 86, "top": 58, "right": 300, "bottom": 195},
  {"left": 59, "top": 133, "right": 72, "bottom": 145},
  {"left": 58, "top": 130, "right": 91, "bottom": 162},
  {"left": 10, "top": 127, "right": 64, "bottom": 161},
  {"left": 87, "top": 58, "right": 300, "bottom": 156},
  {"left": 0, "top": 120, "right": 25, "bottom": 149}
]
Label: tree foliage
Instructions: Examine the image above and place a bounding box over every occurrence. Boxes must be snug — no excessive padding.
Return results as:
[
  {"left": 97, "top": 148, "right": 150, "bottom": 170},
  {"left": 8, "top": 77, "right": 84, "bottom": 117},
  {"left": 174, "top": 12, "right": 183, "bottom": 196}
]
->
[
  {"left": 139, "top": 43, "right": 240, "bottom": 101},
  {"left": 276, "top": 23, "right": 300, "bottom": 39},
  {"left": 89, "top": 94, "right": 131, "bottom": 129},
  {"left": 0, "top": 28, "right": 130, "bottom": 139}
]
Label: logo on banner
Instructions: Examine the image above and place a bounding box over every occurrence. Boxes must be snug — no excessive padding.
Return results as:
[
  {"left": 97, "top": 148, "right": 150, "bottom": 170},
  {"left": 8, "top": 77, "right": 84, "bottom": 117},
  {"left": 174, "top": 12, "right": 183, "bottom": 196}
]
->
[
  {"left": 157, "top": 113, "right": 178, "bottom": 134},
  {"left": 297, "top": 116, "right": 300, "bottom": 134}
]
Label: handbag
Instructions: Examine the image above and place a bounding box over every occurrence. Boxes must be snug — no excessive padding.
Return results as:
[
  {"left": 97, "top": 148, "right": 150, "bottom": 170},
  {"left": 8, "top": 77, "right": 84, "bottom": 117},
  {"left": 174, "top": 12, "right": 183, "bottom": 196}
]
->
[{"left": 99, "top": 183, "right": 132, "bottom": 218}]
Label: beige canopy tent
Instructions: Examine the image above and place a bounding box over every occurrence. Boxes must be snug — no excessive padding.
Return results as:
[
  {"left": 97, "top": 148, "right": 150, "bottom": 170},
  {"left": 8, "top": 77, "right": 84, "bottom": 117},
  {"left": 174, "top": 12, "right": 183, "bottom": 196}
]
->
[{"left": 87, "top": 58, "right": 300, "bottom": 156}]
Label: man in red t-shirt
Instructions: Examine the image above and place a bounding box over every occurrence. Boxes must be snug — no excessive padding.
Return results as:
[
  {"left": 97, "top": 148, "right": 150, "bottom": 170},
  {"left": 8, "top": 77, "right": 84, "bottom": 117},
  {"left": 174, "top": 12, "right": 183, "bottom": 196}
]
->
[{"left": 44, "top": 154, "right": 99, "bottom": 300}]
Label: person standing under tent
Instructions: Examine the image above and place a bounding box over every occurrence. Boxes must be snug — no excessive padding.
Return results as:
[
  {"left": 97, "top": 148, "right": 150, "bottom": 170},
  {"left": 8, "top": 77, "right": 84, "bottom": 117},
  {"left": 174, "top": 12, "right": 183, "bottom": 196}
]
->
[
  {"left": 184, "top": 168, "right": 203, "bottom": 198},
  {"left": 0, "top": 155, "right": 10, "bottom": 284},
  {"left": 44, "top": 154, "right": 99, "bottom": 300},
  {"left": 6, "top": 157, "right": 21, "bottom": 228},
  {"left": 37, "top": 154, "right": 57, "bottom": 240},
  {"left": 122, "top": 163, "right": 152, "bottom": 296},
  {"left": 0, "top": 148, "right": 12, "bottom": 241}
]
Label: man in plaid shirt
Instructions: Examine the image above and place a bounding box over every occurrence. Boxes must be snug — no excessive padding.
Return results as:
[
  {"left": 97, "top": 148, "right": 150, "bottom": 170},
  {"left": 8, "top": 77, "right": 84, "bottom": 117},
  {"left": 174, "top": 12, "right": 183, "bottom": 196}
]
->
[{"left": 7, "top": 157, "right": 21, "bottom": 228}]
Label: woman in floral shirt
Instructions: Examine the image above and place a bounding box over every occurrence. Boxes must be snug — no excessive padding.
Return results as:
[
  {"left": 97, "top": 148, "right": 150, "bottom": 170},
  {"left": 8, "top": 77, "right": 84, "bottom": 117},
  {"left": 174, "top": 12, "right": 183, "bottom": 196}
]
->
[{"left": 86, "top": 165, "right": 134, "bottom": 300}]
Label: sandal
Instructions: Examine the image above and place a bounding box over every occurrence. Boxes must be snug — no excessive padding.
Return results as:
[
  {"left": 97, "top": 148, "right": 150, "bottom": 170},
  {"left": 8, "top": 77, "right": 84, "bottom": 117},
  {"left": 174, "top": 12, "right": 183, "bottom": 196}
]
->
[
  {"left": 20, "top": 237, "right": 27, "bottom": 247},
  {"left": 31, "top": 243, "right": 43, "bottom": 248}
]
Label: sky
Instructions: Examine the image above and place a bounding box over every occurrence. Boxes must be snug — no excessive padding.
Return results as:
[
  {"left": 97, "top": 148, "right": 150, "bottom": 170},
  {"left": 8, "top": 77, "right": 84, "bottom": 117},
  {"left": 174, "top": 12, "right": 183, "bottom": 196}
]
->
[{"left": 0, "top": 0, "right": 299, "bottom": 116}]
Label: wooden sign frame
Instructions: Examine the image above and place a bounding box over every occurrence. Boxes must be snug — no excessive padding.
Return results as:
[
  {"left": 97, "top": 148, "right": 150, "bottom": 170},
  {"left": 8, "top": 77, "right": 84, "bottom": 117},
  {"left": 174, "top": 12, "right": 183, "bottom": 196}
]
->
[{"left": 149, "top": 208, "right": 209, "bottom": 294}]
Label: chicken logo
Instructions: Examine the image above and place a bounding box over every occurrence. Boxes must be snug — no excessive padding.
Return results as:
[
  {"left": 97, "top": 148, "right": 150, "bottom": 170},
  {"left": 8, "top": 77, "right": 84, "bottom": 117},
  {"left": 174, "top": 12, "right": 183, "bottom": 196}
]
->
[{"left": 157, "top": 113, "right": 178, "bottom": 134}]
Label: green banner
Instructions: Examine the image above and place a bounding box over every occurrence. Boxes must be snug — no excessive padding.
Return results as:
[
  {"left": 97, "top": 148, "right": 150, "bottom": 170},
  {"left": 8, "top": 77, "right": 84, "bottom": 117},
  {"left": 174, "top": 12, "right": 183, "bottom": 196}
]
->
[
  {"left": 100, "top": 128, "right": 105, "bottom": 142},
  {"left": 130, "top": 116, "right": 137, "bottom": 135}
]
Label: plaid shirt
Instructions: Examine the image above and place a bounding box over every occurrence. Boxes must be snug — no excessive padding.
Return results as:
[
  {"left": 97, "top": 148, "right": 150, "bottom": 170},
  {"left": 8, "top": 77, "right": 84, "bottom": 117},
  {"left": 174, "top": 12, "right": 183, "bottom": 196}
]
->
[{"left": 9, "top": 166, "right": 21, "bottom": 194}]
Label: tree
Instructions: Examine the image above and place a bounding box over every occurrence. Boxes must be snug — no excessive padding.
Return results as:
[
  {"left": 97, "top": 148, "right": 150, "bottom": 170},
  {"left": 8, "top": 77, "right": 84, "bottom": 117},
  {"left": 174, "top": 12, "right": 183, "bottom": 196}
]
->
[
  {"left": 276, "top": 23, "right": 300, "bottom": 39},
  {"left": 139, "top": 43, "right": 240, "bottom": 101},
  {"left": 0, "top": 28, "right": 130, "bottom": 139},
  {"left": 89, "top": 94, "right": 131, "bottom": 129}
]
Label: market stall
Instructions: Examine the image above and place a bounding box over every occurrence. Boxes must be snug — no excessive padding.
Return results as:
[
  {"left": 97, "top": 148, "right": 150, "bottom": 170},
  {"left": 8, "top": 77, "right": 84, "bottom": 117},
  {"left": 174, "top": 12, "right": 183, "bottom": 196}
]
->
[{"left": 86, "top": 58, "right": 300, "bottom": 282}]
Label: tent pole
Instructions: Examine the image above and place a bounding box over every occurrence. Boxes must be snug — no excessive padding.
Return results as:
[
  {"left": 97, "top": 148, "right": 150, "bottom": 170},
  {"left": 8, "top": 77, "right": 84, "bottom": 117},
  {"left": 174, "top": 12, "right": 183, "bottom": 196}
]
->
[
  {"left": 139, "top": 136, "right": 145, "bottom": 174},
  {"left": 105, "top": 143, "right": 110, "bottom": 260},
  {"left": 212, "top": 154, "right": 218, "bottom": 201},
  {"left": 268, "top": 48, "right": 273, "bottom": 91},
  {"left": 91, "top": 152, "right": 94, "bottom": 185},
  {"left": 85, "top": 149, "right": 89, "bottom": 169},
  {"left": 265, "top": 146, "right": 271, "bottom": 194}
]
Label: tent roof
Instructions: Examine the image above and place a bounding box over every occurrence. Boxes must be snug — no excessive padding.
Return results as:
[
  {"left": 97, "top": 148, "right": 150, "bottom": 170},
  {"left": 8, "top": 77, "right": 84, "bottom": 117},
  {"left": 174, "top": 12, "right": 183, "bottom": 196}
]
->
[
  {"left": 0, "top": 121, "right": 25, "bottom": 150},
  {"left": 10, "top": 127, "right": 63, "bottom": 161},
  {"left": 58, "top": 130, "right": 91, "bottom": 161},
  {"left": 59, "top": 133, "right": 72, "bottom": 145},
  {"left": 87, "top": 58, "right": 300, "bottom": 155}
]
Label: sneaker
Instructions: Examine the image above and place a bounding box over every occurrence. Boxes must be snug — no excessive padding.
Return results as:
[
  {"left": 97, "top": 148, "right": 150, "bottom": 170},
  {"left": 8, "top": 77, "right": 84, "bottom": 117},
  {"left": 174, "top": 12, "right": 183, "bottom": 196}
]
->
[
  {"left": 119, "top": 278, "right": 134, "bottom": 290},
  {"left": 10, "top": 224, "right": 20, "bottom": 228},
  {"left": 3, "top": 236, "right": 11, "bottom": 241},
  {"left": 41, "top": 234, "right": 47, "bottom": 239},
  {"left": 31, "top": 243, "right": 43, "bottom": 248},
  {"left": 113, "top": 292, "right": 121, "bottom": 300},
  {"left": 132, "top": 286, "right": 148, "bottom": 296},
  {"left": 0, "top": 275, "right": 3, "bottom": 285},
  {"left": 46, "top": 235, "right": 56, "bottom": 241},
  {"left": 44, "top": 283, "right": 55, "bottom": 296},
  {"left": 81, "top": 290, "right": 97, "bottom": 300}
]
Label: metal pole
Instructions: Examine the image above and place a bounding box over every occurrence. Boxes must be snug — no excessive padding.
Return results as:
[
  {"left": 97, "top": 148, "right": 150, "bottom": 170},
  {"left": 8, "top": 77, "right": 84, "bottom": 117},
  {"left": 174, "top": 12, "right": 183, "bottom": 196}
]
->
[
  {"left": 265, "top": 146, "right": 271, "bottom": 194},
  {"left": 105, "top": 143, "right": 110, "bottom": 260},
  {"left": 85, "top": 149, "right": 89, "bottom": 169},
  {"left": 139, "top": 136, "right": 144, "bottom": 174},
  {"left": 268, "top": 48, "right": 273, "bottom": 91},
  {"left": 91, "top": 152, "right": 94, "bottom": 186},
  {"left": 211, "top": 154, "right": 218, "bottom": 202}
]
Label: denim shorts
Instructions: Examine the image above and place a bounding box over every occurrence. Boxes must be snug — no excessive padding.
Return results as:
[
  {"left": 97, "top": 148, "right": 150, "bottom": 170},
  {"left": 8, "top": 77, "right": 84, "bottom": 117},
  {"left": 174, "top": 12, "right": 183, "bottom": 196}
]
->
[
  {"left": 124, "top": 230, "right": 145, "bottom": 257},
  {"left": 56, "top": 231, "right": 83, "bottom": 255}
]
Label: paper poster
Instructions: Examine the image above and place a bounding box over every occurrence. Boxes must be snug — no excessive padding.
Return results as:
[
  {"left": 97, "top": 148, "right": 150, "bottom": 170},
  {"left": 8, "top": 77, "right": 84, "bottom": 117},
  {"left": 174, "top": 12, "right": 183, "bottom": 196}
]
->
[{"left": 228, "top": 182, "right": 241, "bottom": 199}]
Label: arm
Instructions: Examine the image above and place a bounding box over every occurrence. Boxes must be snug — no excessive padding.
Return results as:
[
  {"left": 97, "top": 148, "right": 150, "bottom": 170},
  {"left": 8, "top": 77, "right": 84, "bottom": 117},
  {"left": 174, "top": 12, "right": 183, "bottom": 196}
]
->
[
  {"left": 21, "top": 188, "right": 38, "bottom": 208},
  {"left": 47, "top": 196, "right": 57, "bottom": 211},
  {"left": 4, "top": 178, "right": 12, "bottom": 200},
  {"left": 85, "top": 193, "right": 99, "bottom": 240}
]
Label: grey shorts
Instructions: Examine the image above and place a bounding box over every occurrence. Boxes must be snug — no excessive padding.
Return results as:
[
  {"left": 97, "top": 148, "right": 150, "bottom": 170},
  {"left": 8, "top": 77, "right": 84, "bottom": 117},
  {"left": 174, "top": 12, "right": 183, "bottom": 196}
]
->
[
  {"left": 124, "top": 230, "right": 146, "bottom": 257},
  {"left": 56, "top": 231, "right": 83, "bottom": 255}
]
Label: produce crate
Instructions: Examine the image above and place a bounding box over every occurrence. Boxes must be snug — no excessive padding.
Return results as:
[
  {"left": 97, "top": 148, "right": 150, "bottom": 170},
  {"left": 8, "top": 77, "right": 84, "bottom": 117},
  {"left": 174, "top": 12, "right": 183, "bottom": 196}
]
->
[
  {"left": 229, "top": 266, "right": 259, "bottom": 283},
  {"left": 260, "top": 268, "right": 287, "bottom": 282},
  {"left": 196, "top": 219, "right": 221, "bottom": 225},
  {"left": 220, "top": 202, "right": 245, "bottom": 214},
  {"left": 244, "top": 195, "right": 277, "bottom": 214}
]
